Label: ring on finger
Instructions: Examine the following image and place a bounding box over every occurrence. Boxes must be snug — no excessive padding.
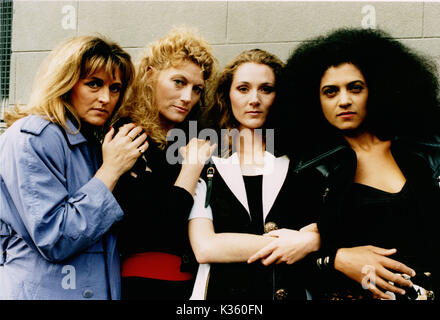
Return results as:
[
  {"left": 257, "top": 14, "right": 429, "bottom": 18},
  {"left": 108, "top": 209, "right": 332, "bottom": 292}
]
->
[
  {"left": 127, "top": 135, "right": 135, "bottom": 141},
  {"left": 138, "top": 147, "right": 144, "bottom": 153}
]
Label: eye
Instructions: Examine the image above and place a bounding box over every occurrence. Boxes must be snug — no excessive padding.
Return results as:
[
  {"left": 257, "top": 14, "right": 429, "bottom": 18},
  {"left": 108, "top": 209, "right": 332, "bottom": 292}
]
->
[
  {"left": 174, "top": 79, "right": 185, "bottom": 87},
  {"left": 349, "top": 84, "right": 364, "bottom": 93},
  {"left": 322, "top": 87, "right": 338, "bottom": 97},
  {"left": 110, "top": 84, "right": 122, "bottom": 94},
  {"left": 86, "top": 80, "right": 102, "bottom": 89},
  {"left": 193, "top": 86, "right": 203, "bottom": 95},
  {"left": 260, "top": 85, "right": 275, "bottom": 94},
  {"left": 236, "top": 85, "right": 249, "bottom": 93}
]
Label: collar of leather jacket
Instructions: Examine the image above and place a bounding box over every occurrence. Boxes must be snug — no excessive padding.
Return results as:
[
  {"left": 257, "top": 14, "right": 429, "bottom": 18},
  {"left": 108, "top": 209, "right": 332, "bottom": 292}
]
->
[{"left": 292, "top": 134, "right": 440, "bottom": 179}]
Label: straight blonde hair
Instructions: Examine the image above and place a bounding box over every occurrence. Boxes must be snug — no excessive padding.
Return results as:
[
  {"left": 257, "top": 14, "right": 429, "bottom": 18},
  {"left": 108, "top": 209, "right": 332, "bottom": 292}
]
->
[{"left": 5, "top": 35, "right": 134, "bottom": 132}]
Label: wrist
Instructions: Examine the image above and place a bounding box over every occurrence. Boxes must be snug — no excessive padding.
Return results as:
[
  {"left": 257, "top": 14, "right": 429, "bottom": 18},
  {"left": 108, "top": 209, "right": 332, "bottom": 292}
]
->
[
  {"left": 309, "top": 232, "right": 321, "bottom": 253},
  {"left": 316, "top": 247, "right": 339, "bottom": 271}
]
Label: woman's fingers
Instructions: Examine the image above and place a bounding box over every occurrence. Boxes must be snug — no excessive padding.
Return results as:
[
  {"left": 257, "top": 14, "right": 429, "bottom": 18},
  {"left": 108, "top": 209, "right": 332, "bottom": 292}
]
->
[
  {"left": 114, "top": 123, "right": 136, "bottom": 138},
  {"left": 137, "top": 139, "right": 149, "bottom": 154},
  {"left": 126, "top": 126, "right": 144, "bottom": 141},
  {"left": 103, "top": 126, "right": 115, "bottom": 144},
  {"left": 381, "top": 255, "right": 416, "bottom": 279},
  {"left": 365, "top": 279, "right": 394, "bottom": 300},
  {"left": 369, "top": 245, "right": 397, "bottom": 257},
  {"left": 375, "top": 263, "right": 414, "bottom": 289},
  {"left": 247, "top": 243, "right": 275, "bottom": 264}
]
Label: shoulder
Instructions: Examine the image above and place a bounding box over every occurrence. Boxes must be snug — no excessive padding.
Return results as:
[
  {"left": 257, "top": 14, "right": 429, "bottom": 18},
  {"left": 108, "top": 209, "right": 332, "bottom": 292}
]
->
[
  {"left": 3, "top": 115, "right": 66, "bottom": 145},
  {"left": 4, "top": 116, "right": 70, "bottom": 160}
]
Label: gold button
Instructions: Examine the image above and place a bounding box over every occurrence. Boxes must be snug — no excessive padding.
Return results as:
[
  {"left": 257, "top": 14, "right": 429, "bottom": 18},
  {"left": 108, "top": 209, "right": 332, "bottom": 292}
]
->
[
  {"left": 275, "top": 288, "right": 288, "bottom": 300},
  {"left": 264, "top": 221, "right": 278, "bottom": 233}
]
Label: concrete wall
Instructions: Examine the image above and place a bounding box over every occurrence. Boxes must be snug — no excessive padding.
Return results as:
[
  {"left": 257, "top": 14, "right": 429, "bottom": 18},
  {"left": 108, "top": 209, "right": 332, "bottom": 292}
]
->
[{"left": 7, "top": 0, "right": 440, "bottom": 108}]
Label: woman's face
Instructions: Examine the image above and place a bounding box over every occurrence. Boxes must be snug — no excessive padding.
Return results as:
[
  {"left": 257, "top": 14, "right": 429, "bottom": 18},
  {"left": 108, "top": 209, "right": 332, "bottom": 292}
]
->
[
  {"left": 154, "top": 60, "right": 205, "bottom": 128},
  {"left": 229, "top": 62, "right": 276, "bottom": 130},
  {"left": 319, "top": 63, "right": 368, "bottom": 132},
  {"left": 70, "top": 67, "right": 122, "bottom": 127}
]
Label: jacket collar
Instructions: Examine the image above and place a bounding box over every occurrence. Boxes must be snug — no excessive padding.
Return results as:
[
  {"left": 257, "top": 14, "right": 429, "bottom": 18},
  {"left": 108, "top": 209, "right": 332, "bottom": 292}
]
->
[
  {"left": 63, "top": 118, "right": 88, "bottom": 146},
  {"left": 293, "top": 133, "right": 440, "bottom": 177},
  {"left": 212, "top": 151, "right": 289, "bottom": 220}
]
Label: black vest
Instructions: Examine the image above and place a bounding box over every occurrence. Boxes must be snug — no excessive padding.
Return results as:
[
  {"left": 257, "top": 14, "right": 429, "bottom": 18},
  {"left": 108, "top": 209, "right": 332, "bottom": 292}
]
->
[{"left": 204, "top": 162, "right": 316, "bottom": 300}]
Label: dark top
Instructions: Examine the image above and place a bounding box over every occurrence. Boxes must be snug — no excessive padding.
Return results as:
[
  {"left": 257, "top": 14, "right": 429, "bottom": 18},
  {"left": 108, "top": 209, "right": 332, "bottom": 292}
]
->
[
  {"left": 112, "top": 119, "right": 195, "bottom": 265},
  {"left": 315, "top": 145, "right": 440, "bottom": 299},
  {"left": 243, "top": 175, "right": 264, "bottom": 235},
  {"left": 205, "top": 162, "right": 322, "bottom": 300},
  {"left": 341, "top": 181, "right": 427, "bottom": 270}
]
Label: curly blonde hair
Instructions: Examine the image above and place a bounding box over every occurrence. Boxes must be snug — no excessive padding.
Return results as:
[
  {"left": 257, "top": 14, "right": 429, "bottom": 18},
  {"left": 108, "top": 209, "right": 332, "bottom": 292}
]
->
[
  {"left": 5, "top": 35, "right": 134, "bottom": 131},
  {"left": 115, "top": 27, "right": 218, "bottom": 149}
]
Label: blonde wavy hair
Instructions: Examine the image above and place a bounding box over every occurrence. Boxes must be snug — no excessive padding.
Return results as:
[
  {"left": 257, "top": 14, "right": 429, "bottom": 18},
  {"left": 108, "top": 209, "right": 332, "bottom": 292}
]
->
[
  {"left": 114, "top": 27, "right": 218, "bottom": 149},
  {"left": 5, "top": 35, "right": 135, "bottom": 131}
]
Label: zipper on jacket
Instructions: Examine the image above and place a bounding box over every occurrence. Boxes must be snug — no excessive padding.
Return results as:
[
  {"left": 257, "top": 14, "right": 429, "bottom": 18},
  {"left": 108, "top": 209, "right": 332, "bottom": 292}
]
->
[
  {"left": 205, "top": 166, "right": 215, "bottom": 208},
  {"left": 294, "top": 145, "right": 347, "bottom": 174},
  {"left": 322, "top": 187, "right": 330, "bottom": 203}
]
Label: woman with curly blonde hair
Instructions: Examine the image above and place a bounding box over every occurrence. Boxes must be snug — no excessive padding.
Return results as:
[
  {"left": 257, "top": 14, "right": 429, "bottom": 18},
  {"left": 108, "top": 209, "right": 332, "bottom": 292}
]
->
[{"left": 112, "top": 27, "right": 218, "bottom": 300}]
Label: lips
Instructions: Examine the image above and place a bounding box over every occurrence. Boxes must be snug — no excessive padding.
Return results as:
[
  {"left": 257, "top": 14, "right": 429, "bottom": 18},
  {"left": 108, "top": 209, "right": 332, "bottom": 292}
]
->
[
  {"left": 173, "top": 105, "right": 189, "bottom": 113},
  {"left": 246, "top": 111, "right": 262, "bottom": 115},
  {"left": 337, "top": 111, "right": 356, "bottom": 117},
  {"left": 92, "top": 108, "right": 109, "bottom": 114}
]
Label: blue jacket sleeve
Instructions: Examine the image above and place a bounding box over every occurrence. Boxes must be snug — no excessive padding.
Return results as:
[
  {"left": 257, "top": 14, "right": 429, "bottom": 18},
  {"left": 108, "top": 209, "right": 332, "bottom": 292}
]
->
[{"left": 2, "top": 122, "right": 123, "bottom": 262}]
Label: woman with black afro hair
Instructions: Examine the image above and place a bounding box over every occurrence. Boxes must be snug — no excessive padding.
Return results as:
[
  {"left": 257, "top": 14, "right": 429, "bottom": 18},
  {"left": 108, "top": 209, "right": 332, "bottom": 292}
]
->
[{"left": 270, "top": 28, "right": 440, "bottom": 300}]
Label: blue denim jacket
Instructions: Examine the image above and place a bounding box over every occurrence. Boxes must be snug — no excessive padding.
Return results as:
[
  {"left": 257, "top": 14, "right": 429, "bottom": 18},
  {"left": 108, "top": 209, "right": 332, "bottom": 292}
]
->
[{"left": 0, "top": 115, "right": 124, "bottom": 299}]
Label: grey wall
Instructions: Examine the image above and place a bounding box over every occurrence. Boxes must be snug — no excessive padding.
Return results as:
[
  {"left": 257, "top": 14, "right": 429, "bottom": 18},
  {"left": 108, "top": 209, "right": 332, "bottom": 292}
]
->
[{"left": 8, "top": 0, "right": 440, "bottom": 107}]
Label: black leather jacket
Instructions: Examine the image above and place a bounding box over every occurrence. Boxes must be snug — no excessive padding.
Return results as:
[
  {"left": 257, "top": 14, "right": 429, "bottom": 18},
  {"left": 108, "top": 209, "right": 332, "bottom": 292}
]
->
[{"left": 291, "top": 135, "right": 440, "bottom": 299}]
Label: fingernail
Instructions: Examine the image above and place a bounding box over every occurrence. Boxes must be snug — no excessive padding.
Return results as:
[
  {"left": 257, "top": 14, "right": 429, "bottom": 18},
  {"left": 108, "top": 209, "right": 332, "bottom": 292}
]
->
[{"left": 400, "top": 290, "right": 406, "bottom": 295}]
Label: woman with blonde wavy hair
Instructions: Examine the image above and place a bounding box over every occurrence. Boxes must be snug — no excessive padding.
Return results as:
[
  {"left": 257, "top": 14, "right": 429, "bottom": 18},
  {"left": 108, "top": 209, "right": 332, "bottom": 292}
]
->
[
  {"left": 112, "top": 27, "right": 217, "bottom": 300},
  {"left": 0, "top": 35, "right": 147, "bottom": 299}
]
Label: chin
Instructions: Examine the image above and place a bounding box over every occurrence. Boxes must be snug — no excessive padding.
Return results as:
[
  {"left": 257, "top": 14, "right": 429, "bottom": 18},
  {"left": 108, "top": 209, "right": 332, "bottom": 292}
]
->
[{"left": 84, "top": 118, "right": 107, "bottom": 127}]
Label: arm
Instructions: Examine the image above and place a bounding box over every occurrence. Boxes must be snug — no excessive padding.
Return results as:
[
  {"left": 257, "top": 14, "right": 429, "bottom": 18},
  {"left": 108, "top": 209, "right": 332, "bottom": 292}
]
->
[
  {"left": 189, "top": 218, "right": 273, "bottom": 264},
  {"left": 188, "top": 179, "right": 273, "bottom": 264},
  {"left": 334, "top": 245, "right": 416, "bottom": 299},
  {"left": 247, "top": 224, "right": 321, "bottom": 266},
  {"left": 95, "top": 123, "right": 149, "bottom": 191},
  {"left": 3, "top": 122, "right": 146, "bottom": 262},
  {"left": 175, "top": 137, "right": 217, "bottom": 196}
]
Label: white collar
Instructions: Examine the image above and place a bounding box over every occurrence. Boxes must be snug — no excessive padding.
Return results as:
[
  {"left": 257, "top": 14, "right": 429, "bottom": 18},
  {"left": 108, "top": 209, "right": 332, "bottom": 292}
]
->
[{"left": 211, "top": 152, "right": 290, "bottom": 219}]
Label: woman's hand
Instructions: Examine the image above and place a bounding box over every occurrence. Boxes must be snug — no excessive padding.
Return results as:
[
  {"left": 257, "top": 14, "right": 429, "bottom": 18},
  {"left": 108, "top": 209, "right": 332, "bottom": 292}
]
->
[
  {"left": 175, "top": 138, "right": 216, "bottom": 195},
  {"left": 95, "top": 123, "right": 149, "bottom": 191},
  {"left": 247, "top": 226, "right": 321, "bottom": 266},
  {"left": 179, "top": 137, "right": 217, "bottom": 167},
  {"left": 334, "top": 245, "right": 416, "bottom": 299}
]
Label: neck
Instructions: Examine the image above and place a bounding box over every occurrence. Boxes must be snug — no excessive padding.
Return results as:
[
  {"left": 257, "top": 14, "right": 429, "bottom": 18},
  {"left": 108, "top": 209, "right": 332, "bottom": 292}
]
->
[
  {"left": 344, "top": 130, "right": 390, "bottom": 152},
  {"left": 159, "top": 116, "right": 175, "bottom": 137},
  {"left": 236, "top": 127, "right": 265, "bottom": 167}
]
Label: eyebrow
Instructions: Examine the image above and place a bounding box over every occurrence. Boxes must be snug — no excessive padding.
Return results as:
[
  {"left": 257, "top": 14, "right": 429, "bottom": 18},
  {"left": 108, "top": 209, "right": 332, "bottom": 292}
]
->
[
  {"left": 234, "top": 81, "right": 275, "bottom": 86},
  {"left": 321, "top": 80, "right": 366, "bottom": 89},
  {"left": 85, "top": 76, "right": 122, "bottom": 84},
  {"left": 175, "top": 74, "right": 205, "bottom": 87}
]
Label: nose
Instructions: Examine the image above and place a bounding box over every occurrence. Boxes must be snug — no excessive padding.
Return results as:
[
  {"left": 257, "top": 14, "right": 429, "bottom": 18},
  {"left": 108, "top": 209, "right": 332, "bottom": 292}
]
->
[
  {"left": 338, "top": 89, "right": 352, "bottom": 108},
  {"left": 98, "top": 88, "right": 110, "bottom": 104},
  {"left": 249, "top": 89, "right": 260, "bottom": 107},
  {"left": 180, "top": 86, "right": 192, "bottom": 104}
]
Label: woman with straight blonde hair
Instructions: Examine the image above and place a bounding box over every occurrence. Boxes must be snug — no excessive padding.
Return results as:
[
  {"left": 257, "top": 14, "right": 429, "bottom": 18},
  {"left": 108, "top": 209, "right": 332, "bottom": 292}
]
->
[
  {"left": 0, "top": 35, "right": 147, "bottom": 299},
  {"left": 112, "top": 27, "right": 218, "bottom": 300}
]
